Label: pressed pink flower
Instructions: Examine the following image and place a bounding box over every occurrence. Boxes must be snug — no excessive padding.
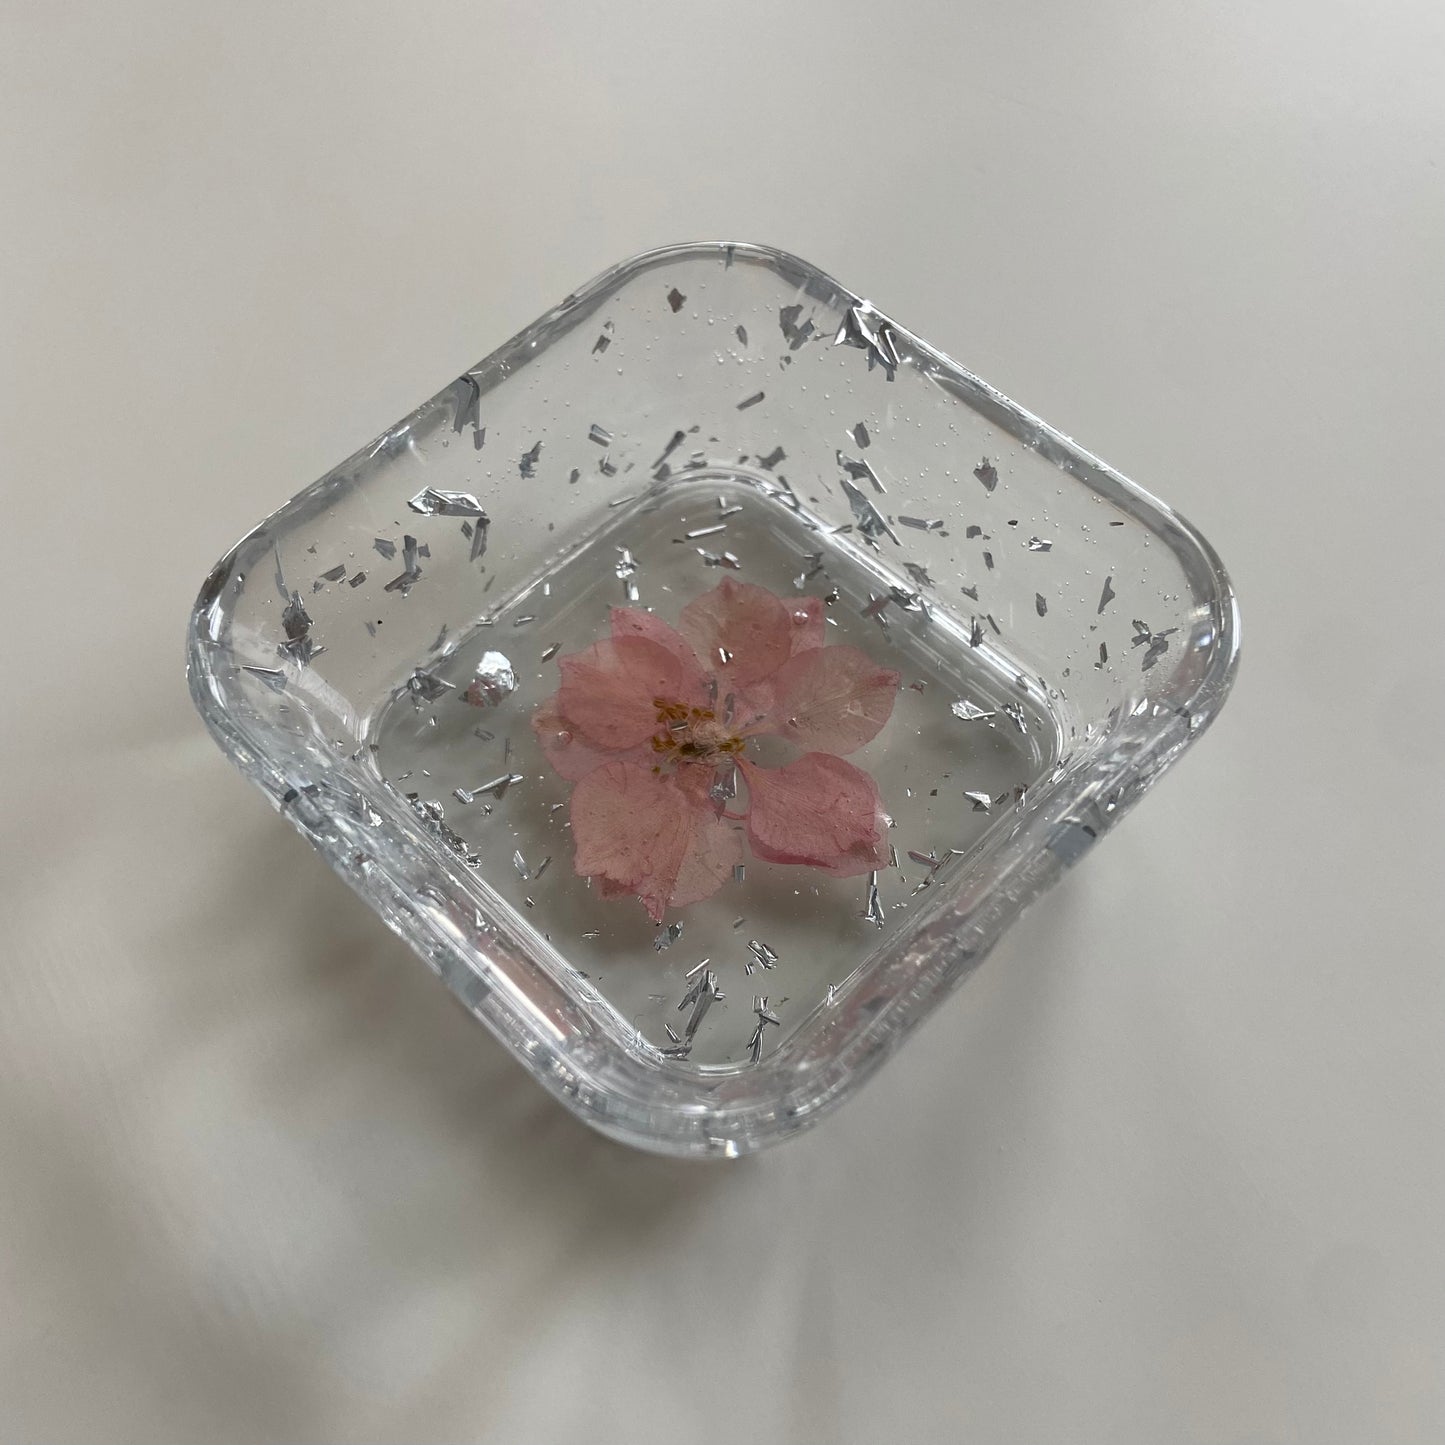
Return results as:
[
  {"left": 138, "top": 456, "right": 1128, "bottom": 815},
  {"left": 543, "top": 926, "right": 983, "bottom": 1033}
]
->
[{"left": 531, "top": 578, "right": 899, "bottom": 922}]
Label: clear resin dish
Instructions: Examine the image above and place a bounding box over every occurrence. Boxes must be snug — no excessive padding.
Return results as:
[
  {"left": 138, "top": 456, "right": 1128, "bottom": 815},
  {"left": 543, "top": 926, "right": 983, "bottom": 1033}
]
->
[{"left": 188, "top": 242, "right": 1240, "bottom": 1157}]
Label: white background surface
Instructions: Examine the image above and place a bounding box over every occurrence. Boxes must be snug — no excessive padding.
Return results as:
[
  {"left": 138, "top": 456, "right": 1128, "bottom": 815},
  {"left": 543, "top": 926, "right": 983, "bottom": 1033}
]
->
[{"left": 3, "top": 3, "right": 1443, "bottom": 1441}]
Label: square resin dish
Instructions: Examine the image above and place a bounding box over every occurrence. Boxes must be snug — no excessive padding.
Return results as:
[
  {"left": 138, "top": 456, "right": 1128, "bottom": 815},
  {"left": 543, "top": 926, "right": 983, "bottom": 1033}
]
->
[{"left": 188, "top": 243, "right": 1239, "bottom": 1157}]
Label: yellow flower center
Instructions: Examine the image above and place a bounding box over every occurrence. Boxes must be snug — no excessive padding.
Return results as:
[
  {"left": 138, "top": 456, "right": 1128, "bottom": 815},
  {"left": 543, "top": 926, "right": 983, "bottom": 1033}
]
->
[{"left": 649, "top": 698, "right": 745, "bottom": 763}]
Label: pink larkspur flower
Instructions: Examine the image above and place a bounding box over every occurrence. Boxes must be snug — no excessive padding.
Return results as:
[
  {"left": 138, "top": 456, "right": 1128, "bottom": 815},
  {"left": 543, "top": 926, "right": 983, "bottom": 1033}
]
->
[{"left": 531, "top": 578, "right": 899, "bottom": 923}]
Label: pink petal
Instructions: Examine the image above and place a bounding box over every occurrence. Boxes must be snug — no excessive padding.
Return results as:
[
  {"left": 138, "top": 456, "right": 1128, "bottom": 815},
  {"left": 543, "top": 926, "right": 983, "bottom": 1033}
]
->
[
  {"left": 609, "top": 608, "right": 708, "bottom": 699},
  {"left": 671, "top": 811, "right": 745, "bottom": 910},
  {"left": 784, "top": 595, "right": 826, "bottom": 656},
  {"left": 762, "top": 644, "right": 899, "bottom": 754},
  {"left": 740, "top": 754, "right": 889, "bottom": 877},
  {"left": 727, "top": 598, "right": 826, "bottom": 730},
  {"left": 677, "top": 578, "right": 791, "bottom": 686},
  {"left": 531, "top": 693, "right": 643, "bottom": 782},
  {"left": 651, "top": 762, "right": 744, "bottom": 911},
  {"left": 571, "top": 761, "right": 698, "bottom": 923},
  {"left": 569, "top": 760, "right": 740, "bottom": 920},
  {"left": 556, "top": 635, "right": 686, "bottom": 748}
]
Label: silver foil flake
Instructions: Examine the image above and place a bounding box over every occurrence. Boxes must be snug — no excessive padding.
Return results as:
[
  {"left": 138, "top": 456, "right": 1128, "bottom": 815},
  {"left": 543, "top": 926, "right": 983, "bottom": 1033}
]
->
[
  {"left": 698, "top": 549, "right": 741, "bottom": 569},
  {"left": 683, "top": 523, "right": 727, "bottom": 540},
  {"left": 852, "top": 421, "right": 871, "bottom": 449},
  {"left": 982, "top": 550, "right": 995, "bottom": 571},
  {"left": 969, "top": 617, "right": 985, "bottom": 648},
  {"left": 745, "top": 939, "right": 779, "bottom": 973},
  {"left": 965, "top": 790, "right": 993, "bottom": 812},
  {"left": 950, "top": 699, "right": 995, "bottom": 721},
  {"left": 904, "top": 562, "right": 934, "bottom": 589},
  {"left": 1027, "top": 536, "right": 1053, "bottom": 552},
  {"left": 475, "top": 772, "right": 524, "bottom": 800},
  {"left": 778, "top": 303, "right": 816, "bottom": 350},
  {"left": 348, "top": 571, "right": 367, "bottom": 588},
  {"left": 745, "top": 996, "right": 781, "bottom": 1064},
  {"left": 735, "top": 324, "right": 748, "bottom": 345},
  {"left": 654, "top": 922, "right": 684, "bottom": 952},
  {"left": 383, "top": 534, "right": 423, "bottom": 595},
  {"left": 512, "top": 849, "right": 530, "bottom": 879},
  {"left": 1130, "top": 620, "right": 1178, "bottom": 670},
  {"left": 473, "top": 427, "right": 486, "bottom": 451},
  {"left": 667, "top": 287, "right": 685, "bottom": 313},
  {"left": 1036, "top": 593, "right": 1049, "bottom": 617},
  {"left": 318, "top": 563, "right": 347, "bottom": 583},
  {"left": 464, "top": 651, "right": 516, "bottom": 707},
  {"left": 406, "top": 796, "right": 480, "bottom": 867},
  {"left": 407, "top": 668, "right": 455, "bottom": 705},
  {"left": 279, "top": 592, "right": 317, "bottom": 664},
  {"left": 898, "top": 515, "right": 943, "bottom": 531},
  {"left": 710, "top": 764, "right": 739, "bottom": 804},
  {"left": 592, "top": 322, "right": 613, "bottom": 354},
  {"left": 907, "top": 849, "right": 940, "bottom": 871},
  {"left": 680, "top": 969, "right": 721, "bottom": 1041},
  {"left": 1141, "top": 633, "right": 1174, "bottom": 671},
  {"left": 974, "top": 459, "right": 999, "bottom": 493},
  {"left": 837, "top": 450, "right": 885, "bottom": 493},
  {"left": 833, "top": 302, "right": 900, "bottom": 371},
  {"left": 733, "top": 863, "right": 746, "bottom": 884},
  {"left": 654, "top": 429, "right": 686, "bottom": 470},
  {"left": 407, "top": 487, "right": 487, "bottom": 517},
  {"left": 519, "top": 441, "right": 542, "bottom": 478},
  {"left": 533, "top": 856, "right": 552, "bottom": 881},
  {"left": 588, "top": 423, "right": 612, "bottom": 446},
  {"left": 512, "top": 614, "right": 537, "bottom": 627},
  {"left": 737, "top": 391, "right": 765, "bottom": 411},
  {"left": 862, "top": 871, "right": 885, "bottom": 928},
  {"left": 469, "top": 512, "right": 490, "bottom": 563},
  {"left": 839, "top": 476, "right": 899, "bottom": 546},
  {"left": 450, "top": 374, "right": 481, "bottom": 434},
  {"left": 540, "top": 641, "right": 561, "bottom": 662},
  {"left": 1001, "top": 701, "right": 1029, "bottom": 735},
  {"left": 758, "top": 445, "right": 786, "bottom": 471},
  {"left": 615, "top": 547, "right": 638, "bottom": 579},
  {"left": 241, "top": 664, "right": 287, "bottom": 693},
  {"left": 1095, "top": 642, "right": 1109, "bottom": 669},
  {"left": 1098, "top": 576, "right": 1116, "bottom": 614}
]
